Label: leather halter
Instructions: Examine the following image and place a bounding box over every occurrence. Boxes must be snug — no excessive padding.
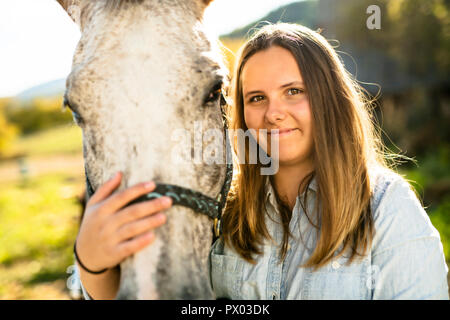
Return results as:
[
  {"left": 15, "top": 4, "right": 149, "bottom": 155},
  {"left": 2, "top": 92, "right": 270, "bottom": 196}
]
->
[{"left": 84, "top": 95, "right": 233, "bottom": 241}]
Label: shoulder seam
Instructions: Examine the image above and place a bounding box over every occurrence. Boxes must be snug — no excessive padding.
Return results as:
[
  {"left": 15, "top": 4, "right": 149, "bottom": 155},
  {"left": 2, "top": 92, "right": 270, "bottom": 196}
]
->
[
  {"left": 371, "top": 171, "right": 404, "bottom": 217},
  {"left": 372, "top": 235, "right": 441, "bottom": 258}
]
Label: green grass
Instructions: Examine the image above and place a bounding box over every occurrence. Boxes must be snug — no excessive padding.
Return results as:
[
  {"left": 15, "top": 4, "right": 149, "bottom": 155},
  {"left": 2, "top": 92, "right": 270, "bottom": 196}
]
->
[
  {"left": 0, "top": 172, "right": 84, "bottom": 299},
  {"left": 7, "top": 124, "right": 82, "bottom": 158}
]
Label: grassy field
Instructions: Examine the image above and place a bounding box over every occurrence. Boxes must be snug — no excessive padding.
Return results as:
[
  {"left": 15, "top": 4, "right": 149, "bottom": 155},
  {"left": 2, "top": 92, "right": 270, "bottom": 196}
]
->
[
  {"left": 0, "top": 172, "right": 85, "bottom": 299},
  {"left": 0, "top": 124, "right": 448, "bottom": 299},
  {"left": 6, "top": 123, "right": 82, "bottom": 158},
  {"left": 0, "top": 124, "right": 85, "bottom": 299}
]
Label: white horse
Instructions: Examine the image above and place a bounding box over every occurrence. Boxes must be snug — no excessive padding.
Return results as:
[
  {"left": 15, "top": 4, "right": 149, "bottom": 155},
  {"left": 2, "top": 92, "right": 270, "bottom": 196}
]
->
[{"left": 57, "top": 0, "right": 230, "bottom": 299}]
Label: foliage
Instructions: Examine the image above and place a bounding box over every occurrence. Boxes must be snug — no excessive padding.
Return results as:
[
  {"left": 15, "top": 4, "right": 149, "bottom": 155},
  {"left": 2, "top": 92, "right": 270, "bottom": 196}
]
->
[
  {"left": 4, "top": 97, "right": 74, "bottom": 136},
  {"left": 0, "top": 98, "right": 19, "bottom": 156},
  {"left": 334, "top": 0, "right": 449, "bottom": 77},
  {"left": 399, "top": 145, "right": 450, "bottom": 203},
  {"left": 328, "top": 0, "right": 450, "bottom": 157},
  {"left": 0, "top": 111, "right": 19, "bottom": 156}
]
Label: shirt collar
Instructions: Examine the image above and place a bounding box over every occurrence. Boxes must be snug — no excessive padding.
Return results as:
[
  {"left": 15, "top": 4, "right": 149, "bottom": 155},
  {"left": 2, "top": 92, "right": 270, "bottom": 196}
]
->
[{"left": 265, "top": 175, "right": 317, "bottom": 208}]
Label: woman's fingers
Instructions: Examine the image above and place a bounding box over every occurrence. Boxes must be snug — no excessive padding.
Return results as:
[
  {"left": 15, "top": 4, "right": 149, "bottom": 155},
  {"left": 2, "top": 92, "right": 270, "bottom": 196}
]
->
[
  {"left": 98, "top": 180, "right": 157, "bottom": 215},
  {"left": 77, "top": 174, "right": 171, "bottom": 271},
  {"left": 113, "top": 196, "right": 172, "bottom": 227},
  {"left": 87, "top": 171, "right": 122, "bottom": 205},
  {"left": 116, "top": 212, "right": 167, "bottom": 243},
  {"left": 117, "top": 231, "right": 156, "bottom": 260}
]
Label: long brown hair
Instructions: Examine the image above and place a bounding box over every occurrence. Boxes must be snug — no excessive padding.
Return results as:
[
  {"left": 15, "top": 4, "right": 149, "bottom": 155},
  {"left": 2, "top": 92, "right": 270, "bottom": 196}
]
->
[{"left": 222, "top": 23, "right": 391, "bottom": 270}]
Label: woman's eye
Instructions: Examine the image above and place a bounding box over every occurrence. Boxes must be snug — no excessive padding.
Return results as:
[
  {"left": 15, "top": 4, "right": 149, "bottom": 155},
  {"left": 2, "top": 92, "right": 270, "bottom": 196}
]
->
[
  {"left": 249, "top": 95, "right": 264, "bottom": 103},
  {"left": 287, "top": 88, "right": 303, "bottom": 95}
]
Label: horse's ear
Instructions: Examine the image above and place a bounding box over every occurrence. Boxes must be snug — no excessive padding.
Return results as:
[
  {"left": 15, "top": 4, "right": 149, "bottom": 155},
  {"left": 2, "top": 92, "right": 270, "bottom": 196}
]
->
[
  {"left": 202, "top": 0, "right": 214, "bottom": 7},
  {"left": 56, "top": 0, "right": 68, "bottom": 10},
  {"left": 56, "top": 0, "right": 82, "bottom": 25}
]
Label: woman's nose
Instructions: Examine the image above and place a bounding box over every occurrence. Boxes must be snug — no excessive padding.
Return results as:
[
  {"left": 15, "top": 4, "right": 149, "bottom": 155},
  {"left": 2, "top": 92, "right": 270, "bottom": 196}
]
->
[{"left": 265, "top": 99, "right": 286, "bottom": 124}]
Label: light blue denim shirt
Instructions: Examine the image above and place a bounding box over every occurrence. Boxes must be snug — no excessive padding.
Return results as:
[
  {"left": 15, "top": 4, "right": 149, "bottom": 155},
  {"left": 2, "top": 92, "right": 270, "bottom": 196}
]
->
[{"left": 209, "top": 167, "right": 449, "bottom": 300}]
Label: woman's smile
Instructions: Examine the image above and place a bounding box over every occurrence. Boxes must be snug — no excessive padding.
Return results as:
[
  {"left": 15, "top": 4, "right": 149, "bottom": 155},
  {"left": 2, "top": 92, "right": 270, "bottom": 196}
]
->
[{"left": 267, "top": 128, "right": 299, "bottom": 137}]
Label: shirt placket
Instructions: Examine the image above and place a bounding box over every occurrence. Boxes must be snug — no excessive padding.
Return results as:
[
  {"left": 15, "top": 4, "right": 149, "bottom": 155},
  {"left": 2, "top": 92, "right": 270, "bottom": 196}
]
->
[
  {"left": 266, "top": 218, "right": 283, "bottom": 300},
  {"left": 280, "top": 199, "right": 301, "bottom": 299}
]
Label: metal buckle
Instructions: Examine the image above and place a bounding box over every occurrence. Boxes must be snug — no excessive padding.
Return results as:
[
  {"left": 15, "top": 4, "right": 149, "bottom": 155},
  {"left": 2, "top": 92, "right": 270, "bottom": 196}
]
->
[{"left": 213, "top": 218, "right": 221, "bottom": 238}]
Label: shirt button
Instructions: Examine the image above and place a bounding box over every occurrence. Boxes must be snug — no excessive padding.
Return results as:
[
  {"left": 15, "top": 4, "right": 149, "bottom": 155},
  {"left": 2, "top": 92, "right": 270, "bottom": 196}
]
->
[{"left": 332, "top": 261, "right": 340, "bottom": 270}]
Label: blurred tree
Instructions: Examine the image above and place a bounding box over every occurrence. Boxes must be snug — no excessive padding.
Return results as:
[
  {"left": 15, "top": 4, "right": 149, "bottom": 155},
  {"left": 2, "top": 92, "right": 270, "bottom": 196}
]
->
[
  {"left": 387, "top": 0, "right": 449, "bottom": 77},
  {"left": 5, "top": 96, "right": 73, "bottom": 135},
  {"left": 0, "top": 99, "right": 19, "bottom": 156},
  {"left": 321, "top": 0, "right": 450, "bottom": 156},
  {"left": 331, "top": 0, "right": 449, "bottom": 74}
]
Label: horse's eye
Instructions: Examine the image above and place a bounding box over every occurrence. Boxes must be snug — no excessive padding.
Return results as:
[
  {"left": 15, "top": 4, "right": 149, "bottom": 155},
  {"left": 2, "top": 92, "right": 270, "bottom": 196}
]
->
[
  {"left": 204, "top": 81, "right": 223, "bottom": 105},
  {"left": 63, "top": 96, "right": 84, "bottom": 125}
]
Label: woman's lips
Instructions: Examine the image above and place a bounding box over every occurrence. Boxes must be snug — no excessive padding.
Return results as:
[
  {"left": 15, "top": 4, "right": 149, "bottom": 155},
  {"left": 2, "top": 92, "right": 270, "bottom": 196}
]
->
[{"left": 267, "top": 128, "right": 298, "bottom": 136}]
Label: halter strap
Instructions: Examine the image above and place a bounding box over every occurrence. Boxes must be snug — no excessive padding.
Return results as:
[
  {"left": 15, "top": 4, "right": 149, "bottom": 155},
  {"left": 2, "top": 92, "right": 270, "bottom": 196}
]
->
[{"left": 84, "top": 100, "right": 232, "bottom": 240}]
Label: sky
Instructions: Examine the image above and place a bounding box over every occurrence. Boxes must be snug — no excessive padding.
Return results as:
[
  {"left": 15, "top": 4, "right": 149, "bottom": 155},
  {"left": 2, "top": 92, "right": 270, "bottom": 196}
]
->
[{"left": 0, "top": 0, "right": 299, "bottom": 98}]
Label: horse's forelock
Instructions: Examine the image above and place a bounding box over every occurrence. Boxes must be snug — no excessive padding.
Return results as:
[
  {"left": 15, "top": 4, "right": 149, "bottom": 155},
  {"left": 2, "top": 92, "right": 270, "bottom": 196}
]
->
[
  {"left": 58, "top": 0, "right": 214, "bottom": 13},
  {"left": 103, "top": 0, "right": 144, "bottom": 10},
  {"left": 104, "top": 0, "right": 214, "bottom": 10}
]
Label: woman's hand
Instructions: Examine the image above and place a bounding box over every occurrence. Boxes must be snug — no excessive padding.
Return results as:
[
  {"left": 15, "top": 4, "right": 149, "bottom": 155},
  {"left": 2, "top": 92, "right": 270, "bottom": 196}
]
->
[{"left": 75, "top": 171, "right": 172, "bottom": 272}]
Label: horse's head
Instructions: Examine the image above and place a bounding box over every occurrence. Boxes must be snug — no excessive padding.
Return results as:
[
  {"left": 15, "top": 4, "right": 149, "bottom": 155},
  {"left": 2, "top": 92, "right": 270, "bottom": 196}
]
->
[{"left": 57, "top": 0, "right": 229, "bottom": 299}]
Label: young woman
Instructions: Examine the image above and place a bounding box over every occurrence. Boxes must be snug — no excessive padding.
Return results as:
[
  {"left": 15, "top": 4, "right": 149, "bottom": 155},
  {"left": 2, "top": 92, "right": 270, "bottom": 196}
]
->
[{"left": 75, "top": 23, "right": 449, "bottom": 300}]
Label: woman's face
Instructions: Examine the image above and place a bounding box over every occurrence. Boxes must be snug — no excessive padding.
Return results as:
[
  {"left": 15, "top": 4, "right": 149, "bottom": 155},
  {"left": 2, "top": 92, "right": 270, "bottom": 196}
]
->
[{"left": 242, "top": 45, "right": 313, "bottom": 168}]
